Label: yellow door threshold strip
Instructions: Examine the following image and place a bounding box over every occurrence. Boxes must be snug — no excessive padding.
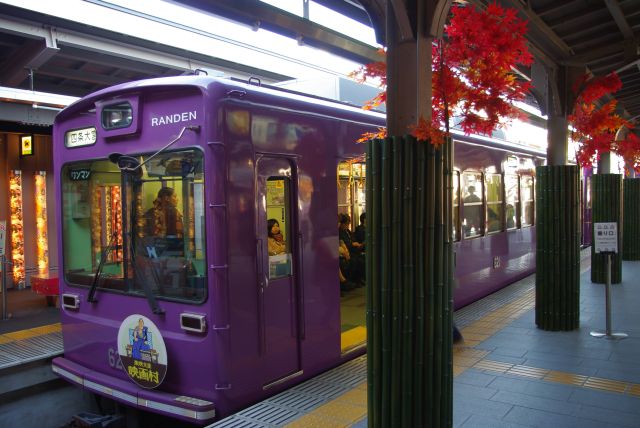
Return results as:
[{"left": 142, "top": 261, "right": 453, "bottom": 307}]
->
[
  {"left": 1, "top": 322, "right": 61, "bottom": 341},
  {"left": 341, "top": 326, "right": 366, "bottom": 353}
]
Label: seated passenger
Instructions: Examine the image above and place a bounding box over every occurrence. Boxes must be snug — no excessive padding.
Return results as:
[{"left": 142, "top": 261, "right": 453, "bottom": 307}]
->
[
  {"left": 339, "top": 213, "right": 365, "bottom": 286},
  {"left": 267, "top": 218, "right": 286, "bottom": 256},
  {"left": 353, "top": 212, "right": 366, "bottom": 251},
  {"left": 339, "top": 238, "right": 357, "bottom": 295}
]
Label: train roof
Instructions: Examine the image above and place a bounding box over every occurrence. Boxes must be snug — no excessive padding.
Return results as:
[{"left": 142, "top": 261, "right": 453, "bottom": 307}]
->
[
  {"left": 55, "top": 75, "right": 385, "bottom": 124},
  {"left": 55, "top": 74, "right": 546, "bottom": 160}
]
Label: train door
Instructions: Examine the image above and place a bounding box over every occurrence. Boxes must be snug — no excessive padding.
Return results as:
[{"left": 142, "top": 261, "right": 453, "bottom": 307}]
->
[
  {"left": 256, "top": 156, "right": 301, "bottom": 386},
  {"left": 337, "top": 160, "right": 366, "bottom": 353}
]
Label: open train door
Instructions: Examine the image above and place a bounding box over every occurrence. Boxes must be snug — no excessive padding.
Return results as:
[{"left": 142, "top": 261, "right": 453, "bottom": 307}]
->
[{"left": 255, "top": 155, "right": 302, "bottom": 387}]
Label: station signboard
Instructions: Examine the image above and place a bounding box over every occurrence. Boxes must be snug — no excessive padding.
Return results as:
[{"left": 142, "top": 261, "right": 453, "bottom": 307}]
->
[{"left": 594, "top": 222, "right": 617, "bottom": 254}]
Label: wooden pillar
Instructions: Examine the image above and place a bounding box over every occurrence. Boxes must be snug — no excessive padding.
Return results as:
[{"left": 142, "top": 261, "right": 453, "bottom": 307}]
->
[
  {"left": 546, "top": 65, "right": 583, "bottom": 165},
  {"left": 385, "top": 1, "right": 433, "bottom": 135}
]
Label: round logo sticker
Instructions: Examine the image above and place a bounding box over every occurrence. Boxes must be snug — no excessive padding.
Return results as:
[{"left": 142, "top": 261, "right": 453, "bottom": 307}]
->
[{"left": 117, "top": 315, "right": 168, "bottom": 389}]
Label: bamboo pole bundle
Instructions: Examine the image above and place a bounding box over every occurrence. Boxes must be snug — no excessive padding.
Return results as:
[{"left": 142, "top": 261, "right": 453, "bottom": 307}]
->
[
  {"left": 591, "top": 174, "right": 622, "bottom": 283},
  {"left": 535, "top": 165, "right": 580, "bottom": 330},
  {"left": 623, "top": 178, "right": 640, "bottom": 260},
  {"left": 367, "top": 136, "right": 453, "bottom": 427}
]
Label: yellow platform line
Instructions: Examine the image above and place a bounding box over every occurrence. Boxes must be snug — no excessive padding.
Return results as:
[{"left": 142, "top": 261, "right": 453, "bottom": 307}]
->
[{"left": 1, "top": 323, "right": 61, "bottom": 342}]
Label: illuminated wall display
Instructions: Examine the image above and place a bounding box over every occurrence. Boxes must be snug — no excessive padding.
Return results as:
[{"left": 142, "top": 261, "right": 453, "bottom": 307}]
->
[
  {"left": 9, "top": 170, "right": 24, "bottom": 285},
  {"left": 91, "top": 185, "right": 123, "bottom": 266},
  {"left": 35, "top": 171, "right": 49, "bottom": 274},
  {"left": 19, "top": 134, "right": 34, "bottom": 156}
]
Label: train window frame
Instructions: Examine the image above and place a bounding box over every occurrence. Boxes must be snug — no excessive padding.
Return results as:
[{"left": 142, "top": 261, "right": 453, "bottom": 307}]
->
[
  {"left": 337, "top": 160, "right": 366, "bottom": 234},
  {"left": 60, "top": 147, "right": 207, "bottom": 304},
  {"left": 461, "top": 171, "right": 485, "bottom": 239},
  {"left": 504, "top": 173, "right": 520, "bottom": 230},
  {"left": 520, "top": 175, "right": 535, "bottom": 227},
  {"left": 586, "top": 175, "right": 592, "bottom": 209},
  {"left": 486, "top": 173, "right": 504, "bottom": 234},
  {"left": 452, "top": 170, "right": 460, "bottom": 241},
  {"left": 95, "top": 96, "right": 140, "bottom": 138},
  {"left": 265, "top": 177, "right": 293, "bottom": 280}
]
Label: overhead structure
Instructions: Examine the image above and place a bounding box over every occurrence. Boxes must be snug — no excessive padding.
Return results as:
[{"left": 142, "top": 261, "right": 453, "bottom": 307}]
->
[{"left": 0, "top": 0, "right": 638, "bottom": 122}]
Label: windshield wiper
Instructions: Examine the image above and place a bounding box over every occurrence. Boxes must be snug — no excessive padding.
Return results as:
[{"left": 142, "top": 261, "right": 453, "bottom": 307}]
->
[
  {"left": 132, "top": 241, "right": 165, "bottom": 315},
  {"left": 87, "top": 232, "right": 119, "bottom": 303}
]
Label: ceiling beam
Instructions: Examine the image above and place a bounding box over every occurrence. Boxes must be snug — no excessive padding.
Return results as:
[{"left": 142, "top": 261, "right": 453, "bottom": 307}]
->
[
  {"left": 172, "top": 0, "right": 381, "bottom": 64},
  {"left": 604, "top": 0, "right": 634, "bottom": 39},
  {"left": 562, "top": 42, "right": 624, "bottom": 66}
]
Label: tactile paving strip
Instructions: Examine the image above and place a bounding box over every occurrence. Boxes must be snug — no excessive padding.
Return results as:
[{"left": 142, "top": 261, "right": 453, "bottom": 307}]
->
[
  {"left": 0, "top": 324, "right": 63, "bottom": 370},
  {"left": 210, "top": 356, "right": 368, "bottom": 427}
]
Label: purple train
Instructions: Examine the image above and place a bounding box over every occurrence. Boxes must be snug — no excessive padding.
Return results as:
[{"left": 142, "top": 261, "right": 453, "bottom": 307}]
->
[{"left": 51, "top": 75, "right": 548, "bottom": 424}]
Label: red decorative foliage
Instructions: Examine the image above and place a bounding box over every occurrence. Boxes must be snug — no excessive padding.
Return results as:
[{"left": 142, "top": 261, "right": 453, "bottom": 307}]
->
[
  {"left": 435, "top": 2, "right": 532, "bottom": 137},
  {"left": 351, "top": 3, "right": 533, "bottom": 146},
  {"left": 569, "top": 72, "right": 639, "bottom": 172}
]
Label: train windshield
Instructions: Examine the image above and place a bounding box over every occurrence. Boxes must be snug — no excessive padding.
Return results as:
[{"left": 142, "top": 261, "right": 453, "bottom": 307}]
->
[{"left": 61, "top": 149, "right": 206, "bottom": 303}]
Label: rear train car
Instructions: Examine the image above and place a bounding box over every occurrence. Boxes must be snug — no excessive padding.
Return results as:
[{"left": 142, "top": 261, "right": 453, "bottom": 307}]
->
[{"left": 51, "top": 75, "right": 543, "bottom": 425}]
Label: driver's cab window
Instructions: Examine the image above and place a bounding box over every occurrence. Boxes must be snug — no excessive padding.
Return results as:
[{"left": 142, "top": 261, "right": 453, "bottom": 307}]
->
[
  {"left": 266, "top": 178, "right": 292, "bottom": 279},
  {"left": 61, "top": 149, "right": 206, "bottom": 302},
  {"left": 133, "top": 150, "right": 206, "bottom": 300}
]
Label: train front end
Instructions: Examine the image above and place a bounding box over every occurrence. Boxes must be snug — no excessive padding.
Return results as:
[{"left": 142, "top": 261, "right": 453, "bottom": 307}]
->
[{"left": 51, "top": 77, "right": 222, "bottom": 425}]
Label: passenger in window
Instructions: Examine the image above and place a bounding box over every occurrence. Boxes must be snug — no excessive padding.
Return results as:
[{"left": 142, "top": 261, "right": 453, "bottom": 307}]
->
[
  {"left": 487, "top": 208, "right": 501, "bottom": 233},
  {"left": 339, "top": 213, "right": 364, "bottom": 285},
  {"left": 354, "top": 212, "right": 366, "bottom": 251},
  {"left": 506, "top": 204, "right": 516, "bottom": 229},
  {"left": 463, "top": 186, "right": 483, "bottom": 237},
  {"left": 267, "top": 218, "right": 286, "bottom": 256},
  {"left": 339, "top": 238, "right": 357, "bottom": 295},
  {"left": 144, "top": 187, "right": 183, "bottom": 238},
  {"left": 464, "top": 185, "right": 481, "bottom": 203}
]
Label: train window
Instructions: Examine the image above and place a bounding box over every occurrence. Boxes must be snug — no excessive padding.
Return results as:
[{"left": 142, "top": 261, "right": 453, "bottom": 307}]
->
[
  {"left": 337, "top": 161, "right": 366, "bottom": 231},
  {"left": 521, "top": 175, "right": 535, "bottom": 227},
  {"left": 266, "top": 178, "right": 292, "bottom": 279},
  {"left": 61, "top": 149, "right": 206, "bottom": 303},
  {"left": 452, "top": 171, "right": 460, "bottom": 241},
  {"left": 462, "top": 172, "right": 484, "bottom": 238},
  {"left": 486, "top": 174, "right": 503, "bottom": 234},
  {"left": 101, "top": 102, "right": 133, "bottom": 130},
  {"left": 505, "top": 174, "right": 519, "bottom": 230}
]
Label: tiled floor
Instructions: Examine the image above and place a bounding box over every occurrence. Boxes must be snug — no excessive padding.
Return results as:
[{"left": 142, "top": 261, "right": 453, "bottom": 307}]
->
[{"left": 212, "top": 252, "right": 640, "bottom": 428}]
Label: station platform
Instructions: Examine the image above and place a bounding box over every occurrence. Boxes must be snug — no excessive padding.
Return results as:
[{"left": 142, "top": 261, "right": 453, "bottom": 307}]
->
[
  {"left": 2, "top": 249, "right": 640, "bottom": 427},
  {"left": 211, "top": 249, "right": 640, "bottom": 428}
]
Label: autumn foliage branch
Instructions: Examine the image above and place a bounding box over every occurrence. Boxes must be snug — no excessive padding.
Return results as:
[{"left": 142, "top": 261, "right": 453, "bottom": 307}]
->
[
  {"left": 569, "top": 72, "right": 640, "bottom": 174},
  {"left": 350, "top": 2, "right": 533, "bottom": 147}
]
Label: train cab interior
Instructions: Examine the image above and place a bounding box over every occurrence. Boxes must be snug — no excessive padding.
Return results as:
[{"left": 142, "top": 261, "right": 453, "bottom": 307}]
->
[{"left": 60, "top": 149, "right": 207, "bottom": 303}]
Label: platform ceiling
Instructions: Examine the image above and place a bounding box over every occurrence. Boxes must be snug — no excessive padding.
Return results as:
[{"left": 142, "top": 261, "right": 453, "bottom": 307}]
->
[{"left": 0, "top": 0, "right": 639, "bottom": 121}]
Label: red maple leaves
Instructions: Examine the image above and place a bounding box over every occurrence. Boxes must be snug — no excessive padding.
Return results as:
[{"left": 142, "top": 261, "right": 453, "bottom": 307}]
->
[
  {"left": 570, "top": 72, "right": 640, "bottom": 174},
  {"left": 351, "top": 2, "right": 533, "bottom": 146}
]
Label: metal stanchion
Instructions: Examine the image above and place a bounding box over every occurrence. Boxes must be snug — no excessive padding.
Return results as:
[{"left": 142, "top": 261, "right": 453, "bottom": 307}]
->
[
  {"left": 590, "top": 253, "right": 627, "bottom": 340},
  {"left": 1, "top": 254, "right": 10, "bottom": 320}
]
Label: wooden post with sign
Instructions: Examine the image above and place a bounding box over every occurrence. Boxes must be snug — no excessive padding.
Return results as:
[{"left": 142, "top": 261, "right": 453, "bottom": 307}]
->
[{"left": 590, "top": 222, "right": 627, "bottom": 339}]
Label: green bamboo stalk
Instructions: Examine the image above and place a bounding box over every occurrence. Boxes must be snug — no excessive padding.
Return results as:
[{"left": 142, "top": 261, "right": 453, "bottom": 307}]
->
[
  {"left": 400, "top": 138, "right": 414, "bottom": 427},
  {"left": 623, "top": 179, "right": 640, "bottom": 260},
  {"left": 380, "top": 138, "right": 392, "bottom": 426},
  {"left": 413, "top": 139, "right": 426, "bottom": 428},
  {"left": 366, "top": 139, "right": 379, "bottom": 428},
  {"left": 389, "top": 137, "right": 402, "bottom": 426}
]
